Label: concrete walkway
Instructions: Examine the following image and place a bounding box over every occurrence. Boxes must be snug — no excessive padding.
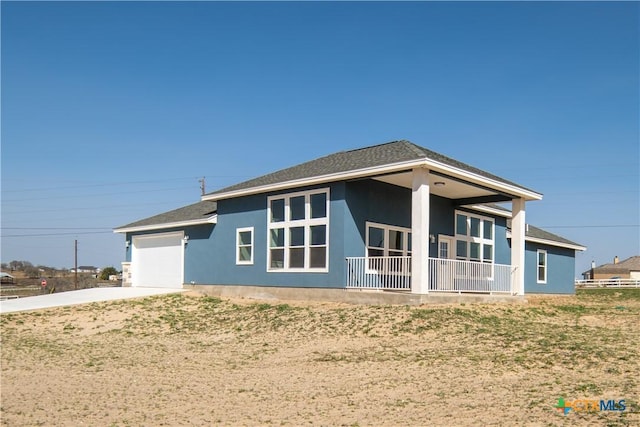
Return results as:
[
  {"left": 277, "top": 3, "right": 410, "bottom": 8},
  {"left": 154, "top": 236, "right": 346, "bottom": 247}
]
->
[{"left": 0, "top": 287, "right": 187, "bottom": 314}]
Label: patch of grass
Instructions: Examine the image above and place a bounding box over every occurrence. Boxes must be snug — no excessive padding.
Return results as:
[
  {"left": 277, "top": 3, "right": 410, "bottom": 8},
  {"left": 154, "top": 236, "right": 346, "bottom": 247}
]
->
[
  {"left": 577, "top": 288, "right": 640, "bottom": 302},
  {"left": 256, "top": 303, "right": 272, "bottom": 311},
  {"left": 573, "top": 382, "right": 603, "bottom": 394},
  {"left": 555, "top": 304, "right": 589, "bottom": 314}
]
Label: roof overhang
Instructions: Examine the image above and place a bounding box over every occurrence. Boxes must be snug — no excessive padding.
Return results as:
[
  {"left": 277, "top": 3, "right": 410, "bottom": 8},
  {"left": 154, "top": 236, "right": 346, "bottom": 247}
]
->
[
  {"left": 202, "top": 158, "right": 543, "bottom": 202},
  {"left": 506, "top": 230, "right": 586, "bottom": 251},
  {"left": 465, "top": 204, "right": 512, "bottom": 218},
  {"left": 113, "top": 215, "right": 217, "bottom": 234}
]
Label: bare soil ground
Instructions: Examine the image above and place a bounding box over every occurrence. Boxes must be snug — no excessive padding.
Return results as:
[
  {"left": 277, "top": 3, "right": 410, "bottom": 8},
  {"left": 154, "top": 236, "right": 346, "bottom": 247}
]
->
[{"left": 1, "top": 289, "right": 638, "bottom": 426}]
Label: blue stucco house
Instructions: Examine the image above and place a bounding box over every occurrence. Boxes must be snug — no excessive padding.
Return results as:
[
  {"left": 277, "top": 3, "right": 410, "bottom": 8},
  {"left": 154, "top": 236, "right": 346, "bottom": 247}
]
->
[{"left": 114, "top": 140, "right": 585, "bottom": 300}]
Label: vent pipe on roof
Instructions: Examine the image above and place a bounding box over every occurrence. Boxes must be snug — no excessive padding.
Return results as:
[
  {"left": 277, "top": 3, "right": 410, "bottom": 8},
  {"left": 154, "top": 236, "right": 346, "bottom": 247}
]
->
[
  {"left": 591, "top": 260, "right": 596, "bottom": 269},
  {"left": 614, "top": 256, "right": 619, "bottom": 264}
]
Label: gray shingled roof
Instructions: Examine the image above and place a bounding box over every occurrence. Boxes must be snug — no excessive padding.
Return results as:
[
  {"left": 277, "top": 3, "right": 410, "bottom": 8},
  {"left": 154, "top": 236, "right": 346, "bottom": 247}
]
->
[
  {"left": 206, "top": 140, "right": 535, "bottom": 196},
  {"left": 115, "top": 201, "right": 217, "bottom": 230},
  {"left": 525, "top": 225, "right": 584, "bottom": 248},
  {"left": 593, "top": 256, "right": 640, "bottom": 273}
]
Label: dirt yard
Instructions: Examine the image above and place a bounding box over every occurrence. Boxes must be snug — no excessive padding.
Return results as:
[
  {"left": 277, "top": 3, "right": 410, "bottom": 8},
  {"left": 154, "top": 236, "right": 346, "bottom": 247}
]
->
[{"left": 1, "top": 289, "right": 638, "bottom": 426}]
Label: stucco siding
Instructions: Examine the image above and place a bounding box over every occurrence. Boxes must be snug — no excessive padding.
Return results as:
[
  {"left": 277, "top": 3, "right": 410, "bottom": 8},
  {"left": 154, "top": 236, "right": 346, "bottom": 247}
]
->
[
  {"left": 344, "top": 180, "right": 412, "bottom": 242},
  {"left": 493, "top": 217, "right": 510, "bottom": 266},
  {"left": 181, "top": 225, "right": 216, "bottom": 284},
  {"left": 524, "top": 242, "right": 575, "bottom": 294},
  {"left": 194, "top": 184, "right": 347, "bottom": 288},
  {"left": 429, "top": 195, "right": 455, "bottom": 258},
  {"left": 344, "top": 180, "right": 458, "bottom": 258}
]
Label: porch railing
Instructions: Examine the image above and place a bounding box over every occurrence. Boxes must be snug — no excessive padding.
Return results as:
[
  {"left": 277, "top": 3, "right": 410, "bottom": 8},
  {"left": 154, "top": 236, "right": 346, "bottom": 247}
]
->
[
  {"left": 428, "top": 258, "right": 512, "bottom": 294},
  {"left": 345, "top": 256, "right": 411, "bottom": 290},
  {"left": 345, "top": 256, "right": 513, "bottom": 294}
]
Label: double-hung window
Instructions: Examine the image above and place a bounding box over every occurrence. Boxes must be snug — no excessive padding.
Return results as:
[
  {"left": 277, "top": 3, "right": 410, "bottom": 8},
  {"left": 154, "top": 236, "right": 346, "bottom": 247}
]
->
[
  {"left": 537, "top": 249, "right": 547, "bottom": 284},
  {"left": 267, "top": 188, "right": 329, "bottom": 272},
  {"left": 236, "top": 227, "right": 254, "bottom": 265},
  {"left": 455, "top": 211, "right": 494, "bottom": 263}
]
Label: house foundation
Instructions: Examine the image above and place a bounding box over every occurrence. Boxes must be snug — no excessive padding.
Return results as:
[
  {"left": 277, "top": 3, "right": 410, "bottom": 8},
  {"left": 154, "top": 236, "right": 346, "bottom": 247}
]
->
[{"left": 184, "top": 284, "right": 527, "bottom": 306}]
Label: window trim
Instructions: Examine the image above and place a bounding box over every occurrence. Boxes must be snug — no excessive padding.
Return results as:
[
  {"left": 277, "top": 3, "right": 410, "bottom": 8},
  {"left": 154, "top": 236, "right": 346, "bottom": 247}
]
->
[
  {"left": 365, "top": 221, "right": 412, "bottom": 257},
  {"left": 266, "top": 188, "right": 330, "bottom": 273},
  {"left": 537, "top": 249, "right": 547, "bottom": 284},
  {"left": 236, "top": 227, "right": 254, "bottom": 265},
  {"left": 365, "top": 222, "right": 412, "bottom": 275},
  {"left": 454, "top": 210, "right": 495, "bottom": 264}
]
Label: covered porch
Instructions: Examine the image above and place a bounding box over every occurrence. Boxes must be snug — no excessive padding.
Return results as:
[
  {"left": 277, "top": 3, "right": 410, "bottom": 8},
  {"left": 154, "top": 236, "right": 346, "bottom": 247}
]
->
[{"left": 345, "top": 164, "right": 541, "bottom": 296}]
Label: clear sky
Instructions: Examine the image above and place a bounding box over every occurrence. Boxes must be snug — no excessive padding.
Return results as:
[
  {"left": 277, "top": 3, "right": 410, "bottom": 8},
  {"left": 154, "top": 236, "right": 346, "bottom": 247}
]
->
[{"left": 2, "top": 1, "right": 638, "bottom": 277}]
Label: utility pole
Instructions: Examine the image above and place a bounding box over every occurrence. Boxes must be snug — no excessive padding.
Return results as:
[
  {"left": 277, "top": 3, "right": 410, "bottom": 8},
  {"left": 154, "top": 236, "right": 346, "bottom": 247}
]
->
[
  {"left": 199, "top": 176, "right": 206, "bottom": 196},
  {"left": 74, "top": 239, "right": 78, "bottom": 290}
]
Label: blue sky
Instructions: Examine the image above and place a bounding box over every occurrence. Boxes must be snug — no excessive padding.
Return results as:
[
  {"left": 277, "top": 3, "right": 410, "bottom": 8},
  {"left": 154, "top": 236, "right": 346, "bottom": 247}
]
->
[{"left": 1, "top": 1, "right": 638, "bottom": 276}]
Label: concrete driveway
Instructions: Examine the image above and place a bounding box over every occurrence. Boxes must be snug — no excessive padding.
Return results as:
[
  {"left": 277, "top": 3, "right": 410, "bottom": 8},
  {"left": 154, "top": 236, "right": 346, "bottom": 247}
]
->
[{"left": 0, "top": 287, "right": 187, "bottom": 314}]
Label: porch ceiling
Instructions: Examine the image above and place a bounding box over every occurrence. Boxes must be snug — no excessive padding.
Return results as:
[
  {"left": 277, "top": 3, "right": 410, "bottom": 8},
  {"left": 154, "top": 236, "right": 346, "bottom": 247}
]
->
[{"left": 373, "top": 171, "right": 512, "bottom": 203}]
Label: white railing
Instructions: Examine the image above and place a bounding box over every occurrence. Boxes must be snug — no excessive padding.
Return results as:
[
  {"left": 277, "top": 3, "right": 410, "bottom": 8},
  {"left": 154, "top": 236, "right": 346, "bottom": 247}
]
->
[
  {"left": 428, "top": 258, "right": 513, "bottom": 294},
  {"left": 575, "top": 279, "right": 640, "bottom": 288},
  {"left": 345, "top": 256, "right": 513, "bottom": 294},
  {"left": 345, "top": 256, "right": 411, "bottom": 290}
]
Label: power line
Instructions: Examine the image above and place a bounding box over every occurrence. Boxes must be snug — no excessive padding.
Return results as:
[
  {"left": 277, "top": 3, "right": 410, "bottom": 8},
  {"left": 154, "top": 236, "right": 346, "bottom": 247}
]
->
[
  {"left": 1, "top": 175, "right": 254, "bottom": 193},
  {"left": 1, "top": 231, "right": 114, "bottom": 237},
  {"left": 2, "top": 186, "right": 195, "bottom": 203},
  {"left": 1, "top": 227, "right": 111, "bottom": 230},
  {"left": 538, "top": 225, "right": 639, "bottom": 229},
  {"left": 1, "top": 199, "right": 196, "bottom": 215}
]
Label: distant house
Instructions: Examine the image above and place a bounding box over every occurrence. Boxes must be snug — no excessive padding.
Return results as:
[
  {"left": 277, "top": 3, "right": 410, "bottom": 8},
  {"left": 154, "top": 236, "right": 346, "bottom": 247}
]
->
[
  {"left": 70, "top": 266, "right": 100, "bottom": 274},
  {"left": 0, "top": 272, "right": 15, "bottom": 284},
  {"left": 115, "top": 140, "right": 585, "bottom": 299},
  {"left": 582, "top": 256, "right": 640, "bottom": 280}
]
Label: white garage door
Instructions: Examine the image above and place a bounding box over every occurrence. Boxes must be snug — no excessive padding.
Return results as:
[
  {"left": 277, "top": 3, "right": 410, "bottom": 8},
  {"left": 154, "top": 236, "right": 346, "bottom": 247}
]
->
[{"left": 131, "top": 232, "right": 184, "bottom": 288}]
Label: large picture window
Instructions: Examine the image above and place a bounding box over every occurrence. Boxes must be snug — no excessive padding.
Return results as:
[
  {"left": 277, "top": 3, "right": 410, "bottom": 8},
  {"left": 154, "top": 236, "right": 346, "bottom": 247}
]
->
[
  {"left": 455, "top": 211, "right": 494, "bottom": 263},
  {"left": 267, "top": 188, "right": 329, "bottom": 272}
]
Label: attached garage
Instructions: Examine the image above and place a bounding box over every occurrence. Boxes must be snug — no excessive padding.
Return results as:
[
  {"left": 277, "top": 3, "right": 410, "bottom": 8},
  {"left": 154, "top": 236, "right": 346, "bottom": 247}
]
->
[
  {"left": 131, "top": 232, "right": 184, "bottom": 288},
  {"left": 114, "top": 201, "right": 218, "bottom": 289}
]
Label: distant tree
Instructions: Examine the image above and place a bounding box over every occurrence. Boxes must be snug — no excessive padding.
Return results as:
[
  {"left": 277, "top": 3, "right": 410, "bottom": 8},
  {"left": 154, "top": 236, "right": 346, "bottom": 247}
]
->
[
  {"left": 9, "top": 260, "right": 34, "bottom": 271},
  {"left": 23, "top": 266, "right": 41, "bottom": 278},
  {"left": 9, "top": 260, "right": 23, "bottom": 271},
  {"left": 99, "top": 266, "right": 118, "bottom": 280}
]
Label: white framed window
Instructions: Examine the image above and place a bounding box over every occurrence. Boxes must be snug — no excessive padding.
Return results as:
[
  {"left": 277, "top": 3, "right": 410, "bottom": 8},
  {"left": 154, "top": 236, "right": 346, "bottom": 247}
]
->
[
  {"left": 365, "top": 222, "right": 412, "bottom": 274},
  {"left": 537, "top": 249, "right": 547, "bottom": 284},
  {"left": 267, "top": 188, "right": 329, "bottom": 272},
  {"left": 236, "top": 227, "right": 254, "bottom": 265},
  {"left": 365, "top": 222, "right": 412, "bottom": 257},
  {"left": 455, "top": 211, "right": 494, "bottom": 263}
]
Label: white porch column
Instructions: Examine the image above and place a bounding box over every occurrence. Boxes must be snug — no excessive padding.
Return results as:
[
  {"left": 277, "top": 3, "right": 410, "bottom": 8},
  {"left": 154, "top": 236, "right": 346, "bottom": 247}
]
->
[
  {"left": 511, "top": 198, "right": 526, "bottom": 296},
  {"left": 411, "top": 167, "right": 430, "bottom": 294}
]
